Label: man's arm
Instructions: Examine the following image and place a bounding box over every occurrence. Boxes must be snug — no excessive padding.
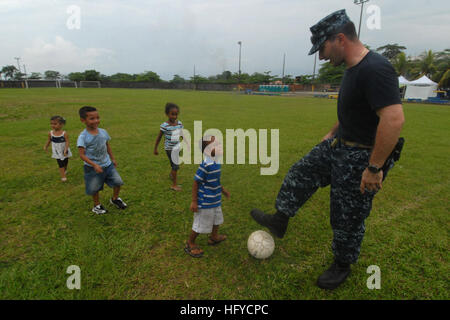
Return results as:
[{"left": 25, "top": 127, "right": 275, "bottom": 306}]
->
[
  {"left": 369, "top": 104, "right": 404, "bottom": 167},
  {"left": 360, "top": 104, "right": 405, "bottom": 194},
  {"left": 322, "top": 121, "right": 339, "bottom": 141}
]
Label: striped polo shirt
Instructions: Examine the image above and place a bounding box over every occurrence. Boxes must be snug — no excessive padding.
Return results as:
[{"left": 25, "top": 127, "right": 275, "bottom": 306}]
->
[
  {"left": 194, "top": 157, "right": 222, "bottom": 209},
  {"left": 160, "top": 120, "right": 183, "bottom": 150}
]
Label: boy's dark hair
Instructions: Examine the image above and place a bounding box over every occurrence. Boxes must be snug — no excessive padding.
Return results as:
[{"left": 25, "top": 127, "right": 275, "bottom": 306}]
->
[
  {"left": 165, "top": 102, "right": 180, "bottom": 115},
  {"left": 329, "top": 21, "right": 358, "bottom": 42},
  {"left": 50, "top": 115, "right": 66, "bottom": 125},
  {"left": 79, "top": 106, "right": 97, "bottom": 119},
  {"left": 200, "top": 136, "right": 214, "bottom": 153}
]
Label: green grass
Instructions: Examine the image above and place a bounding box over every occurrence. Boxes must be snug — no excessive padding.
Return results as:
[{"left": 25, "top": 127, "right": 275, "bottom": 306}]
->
[{"left": 0, "top": 88, "right": 448, "bottom": 299}]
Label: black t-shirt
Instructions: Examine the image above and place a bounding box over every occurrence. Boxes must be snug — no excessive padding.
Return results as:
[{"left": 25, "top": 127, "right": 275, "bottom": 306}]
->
[{"left": 337, "top": 51, "right": 401, "bottom": 146}]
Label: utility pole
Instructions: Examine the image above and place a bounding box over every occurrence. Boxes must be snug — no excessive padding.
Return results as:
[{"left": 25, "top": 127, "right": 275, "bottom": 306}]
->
[
  {"left": 238, "top": 41, "right": 242, "bottom": 83},
  {"left": 312, "top": 52, "right": 317, "bottom": 81},
  {"left": 282, "top": 53, "right": 286, "bottom": 84},
  {"left": 354, "top": 0, "right": 369, "bottom": 39},
  {"left": 14, "top": 57, "right": 22, "bottom": 73},
  {"left": 193, "top": 64, "right": 196, "bottom": 90}
]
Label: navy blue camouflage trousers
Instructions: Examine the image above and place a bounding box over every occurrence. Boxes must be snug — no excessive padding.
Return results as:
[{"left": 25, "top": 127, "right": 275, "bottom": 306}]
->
[{"left": 276, "top": 138, "right": 393, "bottom": 264}]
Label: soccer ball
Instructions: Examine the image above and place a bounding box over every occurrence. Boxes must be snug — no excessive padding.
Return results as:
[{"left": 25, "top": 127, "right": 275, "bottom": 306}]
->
[{"left": 247, "top": 230, "right": 275, "bottom": 259}]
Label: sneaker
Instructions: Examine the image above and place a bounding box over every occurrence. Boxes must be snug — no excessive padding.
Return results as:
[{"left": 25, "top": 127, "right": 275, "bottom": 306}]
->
[
  {"left": 317, "top": 261, "right": 351, "bottom": 290},
  {"left": 110, "top": 197, "right": 127, "bottom": 209},
  {"left": 92, "top": 204, "right": 108, "bottom": 215},
  {"left": 250, "top": 209, "right": 289, "bottom": 238}
]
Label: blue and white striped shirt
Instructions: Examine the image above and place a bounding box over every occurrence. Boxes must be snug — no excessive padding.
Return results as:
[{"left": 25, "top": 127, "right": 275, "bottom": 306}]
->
[
  {"left": 160, "top": 120, "right": 183, "bottom": 150},
  {"left": 194, "top": 157, "right": 222, "bottom": 209}
]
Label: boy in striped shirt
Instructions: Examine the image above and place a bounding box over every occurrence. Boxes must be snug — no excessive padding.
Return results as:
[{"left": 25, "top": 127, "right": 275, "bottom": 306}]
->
[{"left": 185, "top": 136, "right": 230, "bottom": 258}]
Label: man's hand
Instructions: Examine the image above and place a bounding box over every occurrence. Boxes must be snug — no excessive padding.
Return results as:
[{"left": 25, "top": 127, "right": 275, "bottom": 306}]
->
[
  {"left": 190, "top": 201, "right": 198, "bottom": 213},
  {"left": 93, "top": 164, "right": 103, "bottom": 173},
  {"left": 112, "top": 159, "right": 118, "bottom": 167},
  {"left": 153, "top": 149, "right": 159, "bottom": 155},
  {"left": 360, "top": 168, "right": 383, "bottom": 194}
]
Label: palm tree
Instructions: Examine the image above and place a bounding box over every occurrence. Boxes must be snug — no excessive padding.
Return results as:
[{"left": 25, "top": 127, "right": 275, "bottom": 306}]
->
[
  {"left": 376, "top": 43, "right": 406, "bottom": 62},
  {"left": 1, "top": 65, "right": 18, "bottom": 80},
  {"left": 393, "top": 52, "right": 408, "bottom": 76},
  {"left": 420, "top": 50, "right": 436, "bottom": 78},
  {"left": 438, "top": 69, "right": 450, "bottom": 88},
  {"left": 432, "top": 49, "right": 450, "bottom": 83}
]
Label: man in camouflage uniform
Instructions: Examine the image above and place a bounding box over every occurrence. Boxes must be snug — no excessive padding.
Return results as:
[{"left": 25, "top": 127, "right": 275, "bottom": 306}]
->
[{"left": 250, "top": 9, "right": 405, "bottom": 290}]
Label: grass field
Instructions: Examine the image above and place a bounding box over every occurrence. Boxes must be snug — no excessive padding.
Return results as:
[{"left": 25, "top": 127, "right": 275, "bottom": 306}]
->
[{"left": 0, "top": 88, "right": 448, "bottom": 300}]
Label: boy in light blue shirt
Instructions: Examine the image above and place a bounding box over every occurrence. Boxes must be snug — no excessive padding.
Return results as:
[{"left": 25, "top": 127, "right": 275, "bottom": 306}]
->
[{"left": 77, "top": 106, "right": 127, "bottom": 214}]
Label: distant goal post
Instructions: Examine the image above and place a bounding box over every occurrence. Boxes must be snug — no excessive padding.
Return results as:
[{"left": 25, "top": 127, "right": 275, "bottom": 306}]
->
[
  {"left": 24, "top": 79, "right": 77, "bottom": 88},
  {"left": 79, "top": 81, "right": 101, "bottom": 88}
]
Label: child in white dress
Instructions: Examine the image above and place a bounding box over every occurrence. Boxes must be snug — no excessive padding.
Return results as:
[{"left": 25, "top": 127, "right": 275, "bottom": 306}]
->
[{"left": 44, "top": 116, "right": 72, "bottom": 181}]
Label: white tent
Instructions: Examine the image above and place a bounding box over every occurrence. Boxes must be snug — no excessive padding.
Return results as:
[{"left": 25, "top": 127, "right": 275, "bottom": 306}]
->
[
  {"left": 404, "top": 75, "right": 438, "bottom": 100},
  {"left": 398, "top": 76, "right": 410, "bottom": 86}
]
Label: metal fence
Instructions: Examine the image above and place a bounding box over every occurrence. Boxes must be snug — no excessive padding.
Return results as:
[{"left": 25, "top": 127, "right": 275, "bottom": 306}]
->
[{"left": 0, "top": 80, "right": 334, "bottom": 92}]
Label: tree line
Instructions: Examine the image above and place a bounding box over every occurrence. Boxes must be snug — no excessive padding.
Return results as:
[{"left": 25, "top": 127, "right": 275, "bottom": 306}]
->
[
  {"left": 298, "top": 45, "right": 449, "bottom": 88},
  {"left": 1, "top": 45, "right": 448, "bottom": 87},
  {"left": 0, "top": 67, "right": 294, "bottom": 85}
]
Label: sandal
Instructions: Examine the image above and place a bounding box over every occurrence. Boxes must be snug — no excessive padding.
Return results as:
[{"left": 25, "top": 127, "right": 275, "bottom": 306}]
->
[
  {"left": 170, "top": 185, "right": 182, "bottom": 191},
  {"left": 208, "top": 234, "right": 227, "bottom": 246},
  {"left": 184, "top": 243, "right": 203, "bottom": 258}
]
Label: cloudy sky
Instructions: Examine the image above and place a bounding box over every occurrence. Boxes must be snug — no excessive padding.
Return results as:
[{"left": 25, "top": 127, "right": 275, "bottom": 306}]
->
[{"left": 1, "top": 0, "right": 449, "bottom": 80}]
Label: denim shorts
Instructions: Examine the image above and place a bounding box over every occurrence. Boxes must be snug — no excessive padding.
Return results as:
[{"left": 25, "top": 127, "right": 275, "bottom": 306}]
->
[{"left": 84, "top": 163, "right": 124, "bottom": 195}]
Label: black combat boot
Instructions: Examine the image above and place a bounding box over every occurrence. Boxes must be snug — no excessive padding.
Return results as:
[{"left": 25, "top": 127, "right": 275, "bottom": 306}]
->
[
  {"left": 250, "top": 209, "right": 289, "bottom": 238},
  {"left": 317, "top": 260, "right": 351, "bottom": 290}
]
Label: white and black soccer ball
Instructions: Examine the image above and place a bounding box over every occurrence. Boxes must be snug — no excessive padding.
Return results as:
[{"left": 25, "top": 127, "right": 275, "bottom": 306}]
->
[{"left": 247, "top": 230, "right": 275, "bottom": 259}]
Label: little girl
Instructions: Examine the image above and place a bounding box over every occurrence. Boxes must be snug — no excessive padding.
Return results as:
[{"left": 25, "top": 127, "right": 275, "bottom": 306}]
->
[
  {"left": 44, "top": 116, "right": 72, "bottom": 181},
  {"left": 154, "top": 103, "right": 184, "bottom": 191}
]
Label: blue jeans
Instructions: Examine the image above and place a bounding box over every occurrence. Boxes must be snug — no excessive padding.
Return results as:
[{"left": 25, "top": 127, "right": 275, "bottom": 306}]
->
[{"left": 84, "top": 163, "right": 124, "bottom": 195}]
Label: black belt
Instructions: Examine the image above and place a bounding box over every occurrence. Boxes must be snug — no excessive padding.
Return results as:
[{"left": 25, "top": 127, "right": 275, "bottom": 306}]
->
[{"left": 331, "top": 138, "right": 372, "bottom": 149}]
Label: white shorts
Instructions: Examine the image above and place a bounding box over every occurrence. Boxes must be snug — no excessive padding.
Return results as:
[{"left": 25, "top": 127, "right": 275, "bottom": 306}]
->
[{"left": 192, "top": 206, "right": 224, "bottom": 234}]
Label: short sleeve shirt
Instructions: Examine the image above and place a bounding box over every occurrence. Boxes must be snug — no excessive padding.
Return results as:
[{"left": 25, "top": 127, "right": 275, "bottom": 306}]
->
[
  {"left": 160, "top": 120, "right": 183, "bottom": 150},
  {"left": 77, "top": 128, "right": 111, "bottom": 167},
  {"left": 337, "top": 51, "right": 401, "bottom": 146},
  {"left": 194, "top": 157, "right": 222, "bottom": 209}
]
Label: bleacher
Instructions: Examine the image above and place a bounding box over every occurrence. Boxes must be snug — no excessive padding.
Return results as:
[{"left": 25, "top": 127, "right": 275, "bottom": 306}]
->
[
  {"left": 258, "top": 85, "right": 290, "bottom": 93},
  {"left": 425, "top": 97, "right": 450, "bottom": 104},
  {"left": 406, "top": 97, "right": 450, "bottom": 104}
]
